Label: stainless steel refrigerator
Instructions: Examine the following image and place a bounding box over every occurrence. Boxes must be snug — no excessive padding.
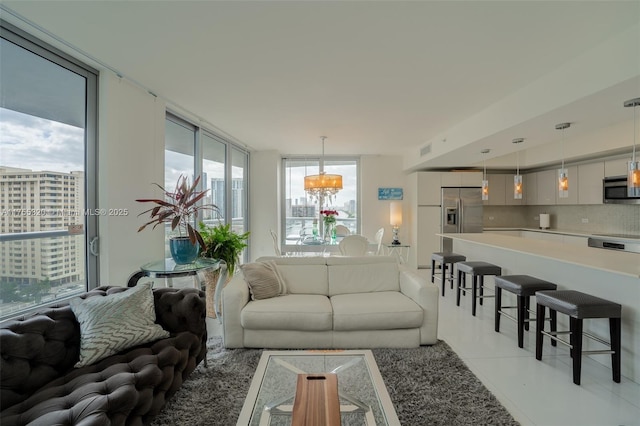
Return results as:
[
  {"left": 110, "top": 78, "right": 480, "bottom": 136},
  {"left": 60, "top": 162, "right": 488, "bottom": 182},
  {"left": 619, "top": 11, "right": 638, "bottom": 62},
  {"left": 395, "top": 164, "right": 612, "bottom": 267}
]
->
[{"left": 441, "top": 187, "right": 483, "bottom": 252}]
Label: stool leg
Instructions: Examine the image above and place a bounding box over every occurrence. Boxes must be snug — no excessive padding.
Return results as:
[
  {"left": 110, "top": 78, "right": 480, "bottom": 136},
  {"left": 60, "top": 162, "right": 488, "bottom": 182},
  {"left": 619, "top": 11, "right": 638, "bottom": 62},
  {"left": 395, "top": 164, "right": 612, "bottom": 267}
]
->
[
  {"left": 479, "top": 275, "right": 484, "bottom": 306},
  {"left": 450, "top": 263, "right": 455, "bottom": 289},
  {"left": 443, "top": 263, "right": 449, "bottom": 296},
  {"left": 524, "top": 296, "right": 531, "bottom": 331},
  {"left": 610, "top": 317, "right": 621, "bottom": 383},
  {"left": 471, "top": 274, "right": 478, "bottom": 316},
  {"left": 456, "top": 271, "right": 463, "bottom": 306},
  {"left": 571, "top": 317, "right": 583, "bottom": 385},
  {"left": 494, "top": 287, "right": 502, "bottom": 332},
  {"left": 517, "top": 295, "right": 525, "bottom": 348},
  {"left": 431, "top": 259, "right": 435, "bottom": 284},
  {"left": 550, "top": 309, "right": 557, "bottom": 347},
  {"left": 535, "top": 303, "right": 545, "bottom": 360}
]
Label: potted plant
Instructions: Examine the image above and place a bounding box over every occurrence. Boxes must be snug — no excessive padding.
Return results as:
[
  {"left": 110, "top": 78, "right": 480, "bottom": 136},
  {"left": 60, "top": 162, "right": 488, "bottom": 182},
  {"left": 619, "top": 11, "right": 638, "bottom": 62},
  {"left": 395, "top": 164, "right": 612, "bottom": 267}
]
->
[
  {"left": 136, "top": 175, "right": 219, "bottom": 264},
  {"left": 198, "top": 222, "right": 250, "bottom": 317}
]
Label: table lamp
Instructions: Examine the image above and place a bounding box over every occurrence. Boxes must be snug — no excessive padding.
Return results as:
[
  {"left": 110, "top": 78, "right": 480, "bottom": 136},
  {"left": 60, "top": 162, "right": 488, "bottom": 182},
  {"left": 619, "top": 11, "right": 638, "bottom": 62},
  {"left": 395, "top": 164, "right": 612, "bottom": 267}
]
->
[{"left": 390, "top": 202, "right": 402, "bottom": 245}]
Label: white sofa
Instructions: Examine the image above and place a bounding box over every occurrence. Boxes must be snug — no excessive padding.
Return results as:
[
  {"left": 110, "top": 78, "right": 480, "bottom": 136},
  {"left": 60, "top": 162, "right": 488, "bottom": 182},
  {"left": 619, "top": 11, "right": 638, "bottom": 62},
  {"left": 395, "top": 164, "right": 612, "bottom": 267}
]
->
[{"left": 222, "top": 256, "right": 439, "bottom": 349}]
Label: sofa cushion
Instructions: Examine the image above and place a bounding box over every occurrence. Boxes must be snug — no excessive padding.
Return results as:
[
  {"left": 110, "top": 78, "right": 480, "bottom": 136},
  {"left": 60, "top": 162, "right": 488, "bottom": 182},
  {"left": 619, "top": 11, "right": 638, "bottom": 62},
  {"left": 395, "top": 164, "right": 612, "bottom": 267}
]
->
[
  {"left": 331, "top": 291, "right": 423, "bottom": 331},
  {"left": 69, "top": 282, "right": 170, "bottom": 367},
  {"left": 257, "top": 256, "right": 329, "bottom": 295},
  {"left": 240, "top": 261, "right": 286, "bottom": 300},
  {"left": 241, "top": 294, "right": 333, "bottom": 331},
  {"left": 327, "top": 256, "right": 400, "bottom": 296}
]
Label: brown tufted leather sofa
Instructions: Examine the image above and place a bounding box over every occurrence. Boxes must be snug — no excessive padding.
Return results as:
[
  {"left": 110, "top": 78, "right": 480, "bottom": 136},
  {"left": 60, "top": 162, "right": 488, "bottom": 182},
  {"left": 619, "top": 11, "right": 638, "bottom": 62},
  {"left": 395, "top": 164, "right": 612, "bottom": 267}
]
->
[{"left": 0, "top": 286, "right": 207, "bottom": 426}]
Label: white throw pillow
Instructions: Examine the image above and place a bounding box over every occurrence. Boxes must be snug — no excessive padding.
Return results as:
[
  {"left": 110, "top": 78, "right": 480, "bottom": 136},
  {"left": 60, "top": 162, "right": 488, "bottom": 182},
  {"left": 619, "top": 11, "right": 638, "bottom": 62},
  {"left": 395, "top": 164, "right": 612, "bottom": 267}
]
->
[
  {"left": 240, "top": 261, "right": 286, "bottom": 300},
  {"left": 70, "top": 282, "right": 170, "bottom": 367}
]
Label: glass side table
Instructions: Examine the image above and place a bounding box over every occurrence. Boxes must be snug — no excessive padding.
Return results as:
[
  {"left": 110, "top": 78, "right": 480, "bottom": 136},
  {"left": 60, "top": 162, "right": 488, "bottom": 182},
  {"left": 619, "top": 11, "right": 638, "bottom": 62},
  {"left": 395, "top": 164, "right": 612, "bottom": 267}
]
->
[
  {"left": 127, "top": 257, "right": 227, "bottom": 320},
  {"left": 385, "top": 244, "right": 410, "bottom": 264}
]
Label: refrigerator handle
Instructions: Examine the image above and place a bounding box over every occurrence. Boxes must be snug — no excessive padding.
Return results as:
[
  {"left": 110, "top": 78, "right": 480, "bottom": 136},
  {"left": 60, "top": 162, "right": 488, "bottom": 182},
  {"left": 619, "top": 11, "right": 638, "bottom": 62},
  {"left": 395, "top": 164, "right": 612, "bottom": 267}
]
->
[{"left": 459, "top": 198, "right": 464, "bottom": 233}]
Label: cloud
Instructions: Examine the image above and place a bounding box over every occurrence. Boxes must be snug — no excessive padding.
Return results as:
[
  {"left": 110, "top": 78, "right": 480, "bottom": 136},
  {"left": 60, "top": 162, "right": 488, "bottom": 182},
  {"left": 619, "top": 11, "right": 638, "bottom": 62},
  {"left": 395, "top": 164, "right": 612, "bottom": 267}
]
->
[{"left": 0, "top": 108, "right": 84, "bottom": 173}]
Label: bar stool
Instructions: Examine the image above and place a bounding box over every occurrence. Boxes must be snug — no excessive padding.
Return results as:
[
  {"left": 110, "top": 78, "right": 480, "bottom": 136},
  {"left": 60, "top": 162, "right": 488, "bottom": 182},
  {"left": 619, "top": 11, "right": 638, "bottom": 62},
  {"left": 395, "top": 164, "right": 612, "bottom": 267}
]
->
[
  {"left": 535, "top": 290, "right": 622, "bottom": 385},
  {"left": 456, "top": 261, "right": 501, "bottom": 316},
  {"left": 431, "top": 252, "right": 466, "bottom": 297},
  {"left": 494, "top": 275, "right": 557, "bottom": 348}
]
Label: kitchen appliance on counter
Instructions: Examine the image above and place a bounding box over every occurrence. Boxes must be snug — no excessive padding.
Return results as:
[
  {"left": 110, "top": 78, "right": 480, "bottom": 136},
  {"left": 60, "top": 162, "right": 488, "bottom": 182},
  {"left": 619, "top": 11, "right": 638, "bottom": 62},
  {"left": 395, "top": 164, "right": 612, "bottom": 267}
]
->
[
  {"left": 441, "top": 187, "right": 483, "bottom": 252},
  {"left": 588, "top": 234, "right": 640, "bottom": 254},
  {"left": 539, "top": 213, "right": 550, "bottom": 229},
  {"left": 603, "top": 176, "right": 640, "bottom": 204}
]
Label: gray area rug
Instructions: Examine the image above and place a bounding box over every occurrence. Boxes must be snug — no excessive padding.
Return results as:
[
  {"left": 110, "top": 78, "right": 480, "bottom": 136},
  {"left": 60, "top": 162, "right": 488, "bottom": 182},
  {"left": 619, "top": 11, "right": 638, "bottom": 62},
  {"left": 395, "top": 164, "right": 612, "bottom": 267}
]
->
[{"left": 150, "top": 338, "right": 519, "bottom": 425}]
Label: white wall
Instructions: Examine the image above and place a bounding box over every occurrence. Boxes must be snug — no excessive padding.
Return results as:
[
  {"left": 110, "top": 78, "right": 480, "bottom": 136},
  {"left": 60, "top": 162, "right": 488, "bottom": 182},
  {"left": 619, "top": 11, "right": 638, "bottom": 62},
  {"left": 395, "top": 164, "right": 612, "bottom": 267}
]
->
[
  {"left": 247, "top": 150, "right": 281, "bottom": 261},
  {"left": 97, "top": 74, "right": 165, "bottom": 286}
]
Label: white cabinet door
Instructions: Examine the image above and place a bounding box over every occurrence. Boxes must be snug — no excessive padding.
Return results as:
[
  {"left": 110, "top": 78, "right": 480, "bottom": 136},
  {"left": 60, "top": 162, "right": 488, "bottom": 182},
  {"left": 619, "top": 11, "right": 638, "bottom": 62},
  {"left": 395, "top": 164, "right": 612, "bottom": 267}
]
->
[
  {"left": 460, "top": 171, "right": 482, "bottom": 186},
  {"left": 417, "top": 206, "right": 441, "bottom": 268},
  {"left": 417, "top": 172, "right": 441, "bottom": 205},
  {"left": 556, "top": 165, "right": 578, "bottom": 205},
  {"left": 483, "top": 174, "right": 506, "bottom": 206},
  {"left": 604, "top": 158, "right": 629, "bottom": 177},
  {"left": 524, "top": 173, "right": 538, "bottom": 205},
  {"left": 578, "top": 162, "right": 604, "bottom": 205},
  {"left": 537, "top": 169, "right": 557, "bottom": 205}
]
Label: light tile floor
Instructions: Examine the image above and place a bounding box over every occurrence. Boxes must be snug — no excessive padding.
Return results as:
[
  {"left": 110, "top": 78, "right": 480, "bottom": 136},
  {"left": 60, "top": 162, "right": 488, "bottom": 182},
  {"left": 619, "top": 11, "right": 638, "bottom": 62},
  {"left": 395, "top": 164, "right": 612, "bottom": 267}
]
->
[
  {"left": 207, "top": 272, "right": 640, "bottom": 426},
  {"left": 430, "top": 270, "right": 640, "bottom": 426}
]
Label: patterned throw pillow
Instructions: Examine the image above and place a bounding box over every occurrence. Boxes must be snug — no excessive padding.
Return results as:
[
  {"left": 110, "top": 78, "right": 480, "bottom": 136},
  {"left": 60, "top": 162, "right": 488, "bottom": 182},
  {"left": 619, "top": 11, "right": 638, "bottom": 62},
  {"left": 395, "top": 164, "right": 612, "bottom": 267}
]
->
[
  {"left": 240, "top": 261, "right": 286, "bottom": 300},
  {"left": 70, "top": 282, "right": 170, "bottom": 367}
]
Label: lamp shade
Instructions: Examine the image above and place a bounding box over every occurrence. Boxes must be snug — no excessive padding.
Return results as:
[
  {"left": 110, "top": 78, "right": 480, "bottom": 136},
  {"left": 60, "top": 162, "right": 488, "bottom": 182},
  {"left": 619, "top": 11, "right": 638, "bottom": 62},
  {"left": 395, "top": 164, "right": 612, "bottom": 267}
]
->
[
  {"left": 390, "top": 202, "right": 402, "bottom": 226},
  {"left": 304, "top": 173, "right": 343, "bottom": 191}
]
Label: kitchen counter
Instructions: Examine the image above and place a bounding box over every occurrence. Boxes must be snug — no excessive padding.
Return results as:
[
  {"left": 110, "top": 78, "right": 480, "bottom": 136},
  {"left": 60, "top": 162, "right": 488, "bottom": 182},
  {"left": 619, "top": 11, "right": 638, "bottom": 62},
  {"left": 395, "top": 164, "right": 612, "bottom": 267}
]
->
[
  {"left": 442, "top": 232, "right": 639, "bottom": 278},
  {"left": 483, "top": 227, "right": 640, "bottom": 243}
]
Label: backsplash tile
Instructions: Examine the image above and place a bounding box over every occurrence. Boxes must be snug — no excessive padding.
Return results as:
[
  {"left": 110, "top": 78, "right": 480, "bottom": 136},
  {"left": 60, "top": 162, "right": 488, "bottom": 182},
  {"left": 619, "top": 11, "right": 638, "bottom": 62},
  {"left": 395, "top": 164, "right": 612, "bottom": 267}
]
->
[{"left": 484, "top": 205, "right": 640, "bottom": 236}]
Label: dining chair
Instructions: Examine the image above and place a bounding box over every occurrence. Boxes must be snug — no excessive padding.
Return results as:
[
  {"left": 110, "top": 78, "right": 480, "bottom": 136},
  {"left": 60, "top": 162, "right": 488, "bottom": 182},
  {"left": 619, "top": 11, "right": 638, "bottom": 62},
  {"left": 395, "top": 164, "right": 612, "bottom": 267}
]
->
[
  {"left": 374, "top": 227, "right": 385, "bottom": 255},
  {"left": 334, "top": 224, "right": 351, "bottom": 237},
  {"left": 269, "top": 229, "right": 282, "bottom": 256},
  {"left": 338, "top": 235, "right": 370, "bottom": 256}
]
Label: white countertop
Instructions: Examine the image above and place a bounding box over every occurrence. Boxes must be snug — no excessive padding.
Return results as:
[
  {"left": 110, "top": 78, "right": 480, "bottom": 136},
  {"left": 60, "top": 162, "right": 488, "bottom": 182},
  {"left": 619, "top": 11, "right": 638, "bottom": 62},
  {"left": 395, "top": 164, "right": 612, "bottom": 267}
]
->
[{"left": 438, "top": 232, "right": 640, "bottom": 279}]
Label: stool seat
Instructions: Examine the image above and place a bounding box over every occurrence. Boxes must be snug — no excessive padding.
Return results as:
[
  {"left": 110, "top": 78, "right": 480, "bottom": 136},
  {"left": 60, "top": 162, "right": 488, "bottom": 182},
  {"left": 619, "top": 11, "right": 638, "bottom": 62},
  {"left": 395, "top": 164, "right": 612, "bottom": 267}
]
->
[
  {"left": 431, "top": 252, "right": 467, "bottom": 263},
  {"left": 457, "top": 261, "right": 502, "bottom": 276},
  {"left": 494, "top": 275, "right": 557, "bottom": 348},
  {"left": 495, "top": 275, "right": 557, "bottom": 297},
  {"left": 535, "top": 290, "right": 621, "bottom": 385},
  {"left": 536, "top": 290, "right": 621, "bottom": 319}
]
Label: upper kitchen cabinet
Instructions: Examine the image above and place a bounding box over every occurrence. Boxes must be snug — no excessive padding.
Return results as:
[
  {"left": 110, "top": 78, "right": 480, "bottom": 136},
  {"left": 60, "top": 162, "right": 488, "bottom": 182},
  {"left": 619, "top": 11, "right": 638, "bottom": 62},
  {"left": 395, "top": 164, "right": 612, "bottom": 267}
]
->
[
  {"left": 524, "top": 173, "right": 537, "bottom": 205},
  {"left": 536, "top": 169, "right": 557, "bottom": 205},
  {"left": 417, "top": 172, "right": 441, "bottom": 205},
  {"left": 578, "top": 162, "right": 604, "bottom": 205},
  {"left": 440, "top": 171, "right": 482, "bottom": 187},
  {"left": 604, "top": 158, "right": 629, "bottom": 177},
  {"left": 556, "top": 165, "right": 578, "bottom": 205},
  {"left": 483, "top": 174, "right": 506, "bottom": 206}
]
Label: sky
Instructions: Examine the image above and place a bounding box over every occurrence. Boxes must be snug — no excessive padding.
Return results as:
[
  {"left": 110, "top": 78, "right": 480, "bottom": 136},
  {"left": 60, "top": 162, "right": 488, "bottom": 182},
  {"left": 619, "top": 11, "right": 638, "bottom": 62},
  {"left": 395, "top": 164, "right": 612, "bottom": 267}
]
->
[{"left": 0, "top": 107, "right": 84, "bottom": 173}]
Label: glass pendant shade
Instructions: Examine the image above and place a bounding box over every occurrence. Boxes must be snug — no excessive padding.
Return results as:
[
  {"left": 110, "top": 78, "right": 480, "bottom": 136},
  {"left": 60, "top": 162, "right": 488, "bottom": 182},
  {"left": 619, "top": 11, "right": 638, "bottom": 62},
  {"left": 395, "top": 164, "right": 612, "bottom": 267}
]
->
[
  {"left": 514, "top": 175, "right": 523, "bottom": 199},
  {"left": 629, "top": 161, "right": 640, "bottom": 197},
  {"left": 558, "top": 168, "right": 569, "bottom": 198},
  {"left": 625, "top": 98, "right": 640, "bottom": 197},
  {"left": 482, "top": 180, "right": 489, "bottom": 201}
]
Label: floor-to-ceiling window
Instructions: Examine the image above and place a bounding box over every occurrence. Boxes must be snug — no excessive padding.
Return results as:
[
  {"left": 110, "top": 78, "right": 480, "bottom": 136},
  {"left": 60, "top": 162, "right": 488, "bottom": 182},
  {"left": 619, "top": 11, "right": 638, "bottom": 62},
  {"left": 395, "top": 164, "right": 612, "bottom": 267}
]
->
[
  {"left": 0, "top": 22, "right": 98, "bottom": 320},
  {"left": 164, "top": 112, "right": 249, "bottom": 258},
  {"left": 282, "top": 157, "right": 359, "bottom": 246}
]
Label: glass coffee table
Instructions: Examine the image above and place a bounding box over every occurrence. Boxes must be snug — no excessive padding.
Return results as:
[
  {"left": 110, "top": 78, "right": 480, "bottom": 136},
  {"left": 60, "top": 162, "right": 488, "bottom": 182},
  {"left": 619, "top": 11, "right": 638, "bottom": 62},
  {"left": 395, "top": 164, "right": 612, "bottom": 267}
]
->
[{"left": 237, "top": 350, "right": 400, "bottom": 426}]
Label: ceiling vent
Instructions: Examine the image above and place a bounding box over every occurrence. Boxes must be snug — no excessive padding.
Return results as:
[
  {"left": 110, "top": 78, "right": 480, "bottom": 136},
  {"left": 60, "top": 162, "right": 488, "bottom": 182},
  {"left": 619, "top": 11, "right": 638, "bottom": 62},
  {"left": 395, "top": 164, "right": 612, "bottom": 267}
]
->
[{"left": 420, "top": 143, "right": 432, "bottom": 157}]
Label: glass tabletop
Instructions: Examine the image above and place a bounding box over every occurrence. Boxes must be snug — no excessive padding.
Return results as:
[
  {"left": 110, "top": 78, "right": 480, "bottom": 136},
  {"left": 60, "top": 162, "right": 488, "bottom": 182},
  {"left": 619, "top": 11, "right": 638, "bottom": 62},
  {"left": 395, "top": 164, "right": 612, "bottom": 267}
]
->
[
  {"left": 241, "top": 351, "right": 399, "bottom": 426},
  {"left": 140, "top": 257, "right": 221, "bottom": 274}
]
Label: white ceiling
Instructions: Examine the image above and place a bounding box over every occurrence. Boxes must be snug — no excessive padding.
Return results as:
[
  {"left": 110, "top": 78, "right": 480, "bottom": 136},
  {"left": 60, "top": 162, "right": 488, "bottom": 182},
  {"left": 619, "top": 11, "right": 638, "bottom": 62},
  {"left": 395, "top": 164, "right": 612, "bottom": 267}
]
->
[{"left": 2, "top": 1, "right": 639, "bottom": 170}]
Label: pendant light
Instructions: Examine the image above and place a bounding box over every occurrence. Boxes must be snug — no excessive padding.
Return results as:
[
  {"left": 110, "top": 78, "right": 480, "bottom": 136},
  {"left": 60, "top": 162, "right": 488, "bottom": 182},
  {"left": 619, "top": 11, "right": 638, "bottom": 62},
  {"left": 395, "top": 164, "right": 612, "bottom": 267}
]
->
[
  {"left": 512, "top": 138, "right": 524, "bottom": 199},
  {"left": 481, "top": 149, "right": 490, "bottom": 201},
  {"left": 624, "top": 98, "right": 640, "bottom": 197},
  {"left": 555, "top": 122, "right": 570, "bottom": 198},
  {"left": 304, "top": 136, "right": 343, "bottom": 204}
]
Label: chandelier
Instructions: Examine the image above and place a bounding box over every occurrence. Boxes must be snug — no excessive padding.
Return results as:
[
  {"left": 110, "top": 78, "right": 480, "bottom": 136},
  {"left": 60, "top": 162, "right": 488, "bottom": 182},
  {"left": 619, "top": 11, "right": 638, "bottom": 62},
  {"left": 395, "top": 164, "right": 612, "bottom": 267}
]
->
[{"left": 304, "top": 136, "right": 343, "bottom": 203}]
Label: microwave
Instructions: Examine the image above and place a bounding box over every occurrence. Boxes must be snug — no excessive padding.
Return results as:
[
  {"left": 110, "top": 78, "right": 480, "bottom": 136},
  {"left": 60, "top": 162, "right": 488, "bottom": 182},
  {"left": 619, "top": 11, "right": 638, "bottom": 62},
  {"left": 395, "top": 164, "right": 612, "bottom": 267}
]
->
[{"left": 603, "top": 176, "right": 640, "bottom": 204}]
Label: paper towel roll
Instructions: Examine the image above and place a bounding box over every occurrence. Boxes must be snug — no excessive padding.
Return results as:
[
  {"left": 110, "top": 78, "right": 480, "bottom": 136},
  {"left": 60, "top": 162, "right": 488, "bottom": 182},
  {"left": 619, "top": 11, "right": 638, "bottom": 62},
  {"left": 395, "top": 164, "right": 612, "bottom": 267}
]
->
[{"left": 539, "top": 214, "right": 550, "bottom": 229}]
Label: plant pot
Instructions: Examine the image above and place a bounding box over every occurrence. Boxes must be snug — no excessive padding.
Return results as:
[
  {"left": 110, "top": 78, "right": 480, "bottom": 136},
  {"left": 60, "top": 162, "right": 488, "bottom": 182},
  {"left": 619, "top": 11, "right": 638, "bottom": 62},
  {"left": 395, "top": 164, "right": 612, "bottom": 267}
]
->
[
  {"left": 169, "top": 237, "right": 200, "bottom": 265},
  {"left": 204, "top": 269, "right": 231, "bottom": 318}
]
